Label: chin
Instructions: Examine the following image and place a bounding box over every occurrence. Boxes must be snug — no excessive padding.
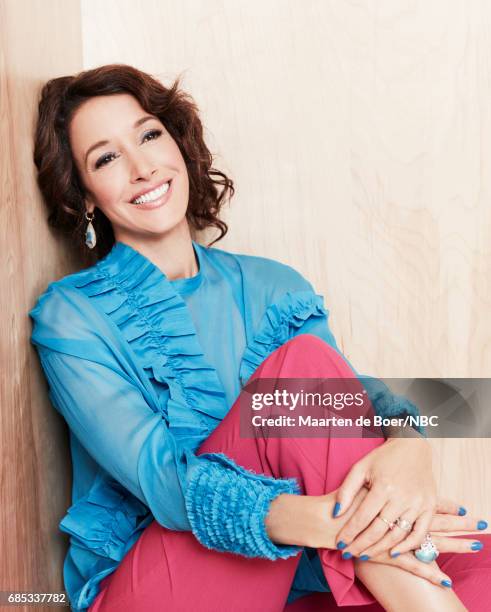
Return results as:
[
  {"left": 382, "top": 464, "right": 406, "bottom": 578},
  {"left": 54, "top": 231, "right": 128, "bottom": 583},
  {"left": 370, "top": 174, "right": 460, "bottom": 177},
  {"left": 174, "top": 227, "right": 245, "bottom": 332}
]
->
[{"left": 140, "top": 218, "right": 186, "bottom": 237}]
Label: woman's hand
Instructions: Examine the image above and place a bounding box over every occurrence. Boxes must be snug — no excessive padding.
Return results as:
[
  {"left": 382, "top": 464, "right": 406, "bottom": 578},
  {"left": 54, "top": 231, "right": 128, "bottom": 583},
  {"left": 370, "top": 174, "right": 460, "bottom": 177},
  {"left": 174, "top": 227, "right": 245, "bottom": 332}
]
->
[
  {"left": 355, "top": 528, "right": 485, "bottom": 593},
  {"left": 341, "top": 496, "right": 488, "bottom": 560},
  {"left": 354, "top": 549, "right": 456, "bottom": 591},
  {"left": 265, "top": 486, "right": 370, "bottom": 550},
  {"left": 333, "top": 438, "right": 438, "bottom": 556},
  {"left": 358, "top": 499, "right": 487, "bottom": 558}
]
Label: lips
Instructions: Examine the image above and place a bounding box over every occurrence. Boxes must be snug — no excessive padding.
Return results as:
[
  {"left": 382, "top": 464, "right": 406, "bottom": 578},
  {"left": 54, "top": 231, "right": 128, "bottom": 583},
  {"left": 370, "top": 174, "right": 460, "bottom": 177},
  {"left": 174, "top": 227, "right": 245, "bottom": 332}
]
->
[
  {"left": 130, "top": 178, "right": 173, "bottom": 204},
  {"left": 130, "top": 179, "right": 174, "bottom": 211}
]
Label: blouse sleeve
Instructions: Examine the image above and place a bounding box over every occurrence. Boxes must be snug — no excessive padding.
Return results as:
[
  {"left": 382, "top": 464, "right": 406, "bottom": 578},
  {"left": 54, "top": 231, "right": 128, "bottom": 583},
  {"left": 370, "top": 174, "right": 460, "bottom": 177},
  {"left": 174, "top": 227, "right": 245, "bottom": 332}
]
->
[
  {"left": 297, "top": 314, "right": 426, "bottom": 436},
  {"left": 292, "top": 282, "right": 426, "bottom": 436},
  {"left": 245, "top": 259, "right": 425, "bottom": 437},
  {"left": 31, "top": 288, "right": 302, "bottom": 562}
]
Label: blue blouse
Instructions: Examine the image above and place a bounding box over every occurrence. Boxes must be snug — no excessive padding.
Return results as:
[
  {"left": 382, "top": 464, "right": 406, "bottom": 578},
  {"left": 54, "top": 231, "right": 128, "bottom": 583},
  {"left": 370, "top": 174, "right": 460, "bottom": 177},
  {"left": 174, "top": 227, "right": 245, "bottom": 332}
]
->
[{"left": 29, "top": 240, "right": 422, "bottom": 611}]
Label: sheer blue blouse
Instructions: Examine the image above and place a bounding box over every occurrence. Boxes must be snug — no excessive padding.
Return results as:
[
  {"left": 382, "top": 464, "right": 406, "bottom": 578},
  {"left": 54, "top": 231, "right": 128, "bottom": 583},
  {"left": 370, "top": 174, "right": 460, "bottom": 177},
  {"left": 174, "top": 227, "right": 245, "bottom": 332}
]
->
[{"left": 29, "top": 240, "right": 422, "bottom": 611}]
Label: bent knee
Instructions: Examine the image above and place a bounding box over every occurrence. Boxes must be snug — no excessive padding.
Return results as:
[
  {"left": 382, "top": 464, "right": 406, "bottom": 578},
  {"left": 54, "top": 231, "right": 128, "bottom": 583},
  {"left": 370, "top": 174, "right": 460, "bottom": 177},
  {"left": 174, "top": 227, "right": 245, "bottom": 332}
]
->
[
  {"left": 283, "top": 333, "right": 336, "bottom": 355},
  {"left": 279, "top": 334, "right": 356, "bottom": 378}
]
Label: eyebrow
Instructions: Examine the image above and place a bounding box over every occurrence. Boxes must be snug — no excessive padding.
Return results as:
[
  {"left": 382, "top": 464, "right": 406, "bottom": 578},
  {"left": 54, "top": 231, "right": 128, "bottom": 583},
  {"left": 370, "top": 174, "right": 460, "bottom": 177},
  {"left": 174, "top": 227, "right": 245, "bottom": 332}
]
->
[{"left": 84, "top": 115, "right": 158, "bottom": 166}]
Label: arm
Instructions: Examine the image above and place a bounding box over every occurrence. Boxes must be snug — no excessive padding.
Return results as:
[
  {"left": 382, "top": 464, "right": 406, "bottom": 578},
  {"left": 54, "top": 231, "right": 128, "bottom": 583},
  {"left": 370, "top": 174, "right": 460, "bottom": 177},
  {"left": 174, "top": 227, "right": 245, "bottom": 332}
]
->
[
  {"left": 291, "top": 295, "right": 438, "bottom": 556},
  {"left": 37, "top": 346, "right": 301, "bottom": 560},
  {"left": 290, "top": 290, "right": 426, "bottom": 438},
  {"left": 249, "top": 265, "right": 436, "bottom": 557},
  {"left": 30, "top": 283, "right": 302, "bottom": 562}
]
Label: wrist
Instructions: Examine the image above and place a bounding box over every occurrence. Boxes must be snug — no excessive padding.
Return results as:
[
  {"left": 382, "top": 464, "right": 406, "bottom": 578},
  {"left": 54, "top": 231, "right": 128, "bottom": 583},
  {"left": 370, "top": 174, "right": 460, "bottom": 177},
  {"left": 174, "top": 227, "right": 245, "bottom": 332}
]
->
[
  {"left": 265, "top": 493, "right": 315, "bottom": 547},
  {"left": 265, "top": 488, "right": 369, "bottom": 550}
]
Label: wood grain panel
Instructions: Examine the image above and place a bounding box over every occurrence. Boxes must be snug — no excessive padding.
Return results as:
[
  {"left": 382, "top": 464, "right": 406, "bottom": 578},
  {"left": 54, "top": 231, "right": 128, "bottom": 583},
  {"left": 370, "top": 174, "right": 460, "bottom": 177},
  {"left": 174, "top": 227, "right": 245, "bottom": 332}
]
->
[
  {"left": 81, "top": 0, "right": 491, "bottom": 520},
  {"left": 2, "top": 1, "right": 489, "bottom": 603},
  {"left": 0, "top": 0, "right": 82, "bottom": 607}
]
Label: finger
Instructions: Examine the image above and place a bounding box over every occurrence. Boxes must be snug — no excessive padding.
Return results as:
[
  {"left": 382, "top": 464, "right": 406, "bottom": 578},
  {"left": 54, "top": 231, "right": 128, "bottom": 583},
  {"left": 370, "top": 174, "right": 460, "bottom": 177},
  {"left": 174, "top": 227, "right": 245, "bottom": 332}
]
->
[
  {"left": 389, "top": 509, "right": 433, "bottom": 557},
  {"left": 370, "top": 552, "right": 454, "bottom": 589},
  {"left": 358, "top": 509, "right": 419, "bottom": 559},
  {"left": 435, "top": 497, "right": 467, "bottom": 516},
  {"left": 343, "top": 500, "right": 409, "bottom": 558},
  {"left": 430, "top": 513, "right": 489, "bottom": 533},
  {"left": 335, "top": 485, "right": 388, "bottom": 550},
  {"left": 430, "top": 535, "right": 485, "bottom": 554},
  {"left": 332, "top": 463, "right": 367, "bottom": 518}
]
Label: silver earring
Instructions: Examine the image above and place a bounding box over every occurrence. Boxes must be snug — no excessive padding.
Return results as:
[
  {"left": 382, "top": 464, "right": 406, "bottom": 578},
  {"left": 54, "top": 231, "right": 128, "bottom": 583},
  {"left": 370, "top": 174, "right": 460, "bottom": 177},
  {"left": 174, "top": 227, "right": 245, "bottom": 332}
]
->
[{"left": 85, "top": 211, "right": 97, "bottom": 249}]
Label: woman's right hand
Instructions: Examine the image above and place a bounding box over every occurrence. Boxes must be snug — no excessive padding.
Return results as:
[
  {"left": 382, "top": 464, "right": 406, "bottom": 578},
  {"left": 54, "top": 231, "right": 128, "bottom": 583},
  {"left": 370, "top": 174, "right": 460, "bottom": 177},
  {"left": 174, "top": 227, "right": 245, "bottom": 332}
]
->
[
  {"left": 266, "top": 486, "right": 486, "bottom": 578},
  {"left": 346, "top": 496, "right": 487, "bottom": 560},
  {"left": 355, "top": 522, "right": 486, "bottom": 589},
  {"left": 354, "top": 544, "right": 453, "bottom": 590},
  {"left": 348, "top": 496, "right": 487, "bottom": 589}
]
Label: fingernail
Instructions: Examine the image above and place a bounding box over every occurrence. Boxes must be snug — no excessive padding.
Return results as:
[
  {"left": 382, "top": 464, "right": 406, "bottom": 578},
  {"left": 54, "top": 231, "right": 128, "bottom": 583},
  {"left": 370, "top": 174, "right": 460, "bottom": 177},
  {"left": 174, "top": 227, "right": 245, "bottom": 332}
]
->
[
  {"left": 441, "top": 579, "right": 452, "bottom": 588},
  {"left": 332, "top": 502, "right": 341, "bottom": 518},
  {"left": 458, "top": 506, "right": 467, "bottom": 516},
  {"left": 359, "top": 554, "right": 370, "bottom": 561},
  {"left": 390, "top": 551, "right": 401, "bottom": 558},
  {"left": 342, "top": 551, "right": 353, "bottom": 559},
  {"left": 336, "top": 541, "right": 347, "bottom": 550},
  {"left": 477, "top": 520, "right": 488, "bottom": 530},
  {"left": 471, "top": 541, "right": 484, "bottom": 551}
]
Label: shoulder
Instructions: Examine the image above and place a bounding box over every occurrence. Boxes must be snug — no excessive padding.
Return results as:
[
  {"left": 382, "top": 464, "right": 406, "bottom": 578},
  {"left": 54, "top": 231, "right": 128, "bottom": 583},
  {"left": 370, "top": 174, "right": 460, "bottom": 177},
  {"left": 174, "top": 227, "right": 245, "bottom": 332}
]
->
[
  {"left": 30, "top": 263, "right": 96, "bottom": 316},
  {"left": 203, "top": 243, "right": 314, "bottom": 297},
  {"left": 29, "top": 263, "right": 103, "bottom": 346}
]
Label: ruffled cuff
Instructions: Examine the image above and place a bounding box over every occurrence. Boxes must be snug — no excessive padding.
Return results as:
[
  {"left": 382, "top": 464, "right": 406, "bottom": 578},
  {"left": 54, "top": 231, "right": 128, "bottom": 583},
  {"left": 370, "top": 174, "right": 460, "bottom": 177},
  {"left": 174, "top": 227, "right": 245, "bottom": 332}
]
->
[
  {"left": 359, "top": 375, "right": 427, "bottom": 436},
  {"left": 185, "top": 452, "right": 302, "bottom": 560}
]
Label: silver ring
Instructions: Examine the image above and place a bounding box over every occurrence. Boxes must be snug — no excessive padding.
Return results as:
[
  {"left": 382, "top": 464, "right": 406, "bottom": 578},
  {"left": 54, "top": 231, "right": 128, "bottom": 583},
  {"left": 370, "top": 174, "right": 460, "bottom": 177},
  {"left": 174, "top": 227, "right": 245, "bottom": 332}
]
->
[
  {"left": 414, "top": 533, "right": 439, "bottom": 564},
  {"left": 378, "top": 515, "right": 395, "bottom": 530},
  {"left": 395, "top": 517, "right": 413, "bottom": 532}
]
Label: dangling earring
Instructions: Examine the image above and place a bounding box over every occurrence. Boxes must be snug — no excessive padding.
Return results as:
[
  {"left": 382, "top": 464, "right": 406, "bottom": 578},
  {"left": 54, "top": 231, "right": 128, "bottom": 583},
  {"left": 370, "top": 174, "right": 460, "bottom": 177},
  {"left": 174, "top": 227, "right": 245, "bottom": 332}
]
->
[{"left": 85, "top": 210, "right": 97, "bottom": 249}]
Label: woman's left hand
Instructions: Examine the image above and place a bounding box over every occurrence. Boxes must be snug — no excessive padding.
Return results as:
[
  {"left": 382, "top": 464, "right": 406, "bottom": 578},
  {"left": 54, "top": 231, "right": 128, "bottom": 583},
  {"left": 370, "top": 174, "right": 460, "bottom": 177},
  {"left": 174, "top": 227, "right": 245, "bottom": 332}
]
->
[{"left": 333, "top": 438, "right": 437, "bottom": 557}]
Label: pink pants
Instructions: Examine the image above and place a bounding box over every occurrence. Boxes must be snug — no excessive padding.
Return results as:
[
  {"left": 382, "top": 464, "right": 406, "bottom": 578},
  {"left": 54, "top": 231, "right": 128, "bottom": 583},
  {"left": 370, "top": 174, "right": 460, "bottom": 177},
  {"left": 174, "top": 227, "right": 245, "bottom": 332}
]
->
[{"left": 89, "top": 335, "right": 491, "bottom": 611}]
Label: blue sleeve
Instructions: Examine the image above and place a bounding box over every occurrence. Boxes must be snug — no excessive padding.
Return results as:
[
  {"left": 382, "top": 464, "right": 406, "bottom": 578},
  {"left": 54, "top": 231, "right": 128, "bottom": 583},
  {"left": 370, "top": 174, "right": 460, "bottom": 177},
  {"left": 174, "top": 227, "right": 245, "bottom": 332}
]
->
[
  {"left": 298, "top": 317, "right": 426, "bottom": 436},
  {"left": 277, "top": 266, "right": 426, "bottom": 436},
  {"left": 32, "top": 296, "right": 302, "bottom": 561}
]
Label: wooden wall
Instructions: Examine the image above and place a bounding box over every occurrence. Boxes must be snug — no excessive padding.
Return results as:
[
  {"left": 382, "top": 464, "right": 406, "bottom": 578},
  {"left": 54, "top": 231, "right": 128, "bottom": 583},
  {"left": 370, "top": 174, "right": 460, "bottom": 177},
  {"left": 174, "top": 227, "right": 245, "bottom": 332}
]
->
[
  {"left": 1, "top": 0, "right": 489, "bottom": 605},
  {"left": 0, "top": 0, "right": 82, "bottom": 607},
  {"left": 81, "top": 0, "right": 491, "bottom": 520}
]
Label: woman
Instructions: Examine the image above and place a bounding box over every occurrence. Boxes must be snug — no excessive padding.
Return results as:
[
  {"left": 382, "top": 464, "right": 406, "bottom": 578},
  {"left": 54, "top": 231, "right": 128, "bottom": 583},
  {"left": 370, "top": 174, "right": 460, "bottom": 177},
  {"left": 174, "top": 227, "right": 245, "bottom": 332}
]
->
[{"left": 29, "top": 64, "right": 490, "bottom": 611}]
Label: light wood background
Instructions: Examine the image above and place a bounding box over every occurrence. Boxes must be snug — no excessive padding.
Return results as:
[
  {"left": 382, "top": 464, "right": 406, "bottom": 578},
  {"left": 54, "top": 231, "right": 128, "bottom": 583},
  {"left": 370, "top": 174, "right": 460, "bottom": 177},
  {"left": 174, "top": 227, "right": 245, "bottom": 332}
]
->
[
  {"left": 1, "top": 0, "right": 83, "bottom": 608},
  {"left": 1, "top": 0, "right": 490, "bottom": 605}
]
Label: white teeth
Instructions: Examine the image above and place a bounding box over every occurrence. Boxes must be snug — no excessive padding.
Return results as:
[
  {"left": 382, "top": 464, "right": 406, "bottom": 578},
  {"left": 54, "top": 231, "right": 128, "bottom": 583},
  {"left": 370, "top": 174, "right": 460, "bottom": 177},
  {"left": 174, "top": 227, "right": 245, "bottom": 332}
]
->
[{"left": 132, "top": 181, "right": 170, "bottom": 204}]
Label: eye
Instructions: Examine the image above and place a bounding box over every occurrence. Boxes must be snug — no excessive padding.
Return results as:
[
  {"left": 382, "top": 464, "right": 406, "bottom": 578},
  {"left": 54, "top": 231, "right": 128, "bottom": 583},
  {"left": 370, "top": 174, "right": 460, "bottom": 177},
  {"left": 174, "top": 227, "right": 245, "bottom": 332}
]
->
[
  {"left": 95, "top": 152, "right": 118, "bottom": 169},
  {"left": 141, "top": 129, "right": 163, "bottom": 143}
]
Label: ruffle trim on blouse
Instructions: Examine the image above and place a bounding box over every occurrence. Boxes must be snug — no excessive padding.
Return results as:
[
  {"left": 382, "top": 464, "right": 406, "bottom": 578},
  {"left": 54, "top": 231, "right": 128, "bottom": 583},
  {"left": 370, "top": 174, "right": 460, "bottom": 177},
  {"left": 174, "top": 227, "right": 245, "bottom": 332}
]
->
[
  {"left": 239, "top": 290, "right": 328, "bottom": 386},
  {"left": 71, "top": 242, "right": 229, "bottom": 444},
  {"left": 59, "top": 476, "right": 149, "bottom": 563}
]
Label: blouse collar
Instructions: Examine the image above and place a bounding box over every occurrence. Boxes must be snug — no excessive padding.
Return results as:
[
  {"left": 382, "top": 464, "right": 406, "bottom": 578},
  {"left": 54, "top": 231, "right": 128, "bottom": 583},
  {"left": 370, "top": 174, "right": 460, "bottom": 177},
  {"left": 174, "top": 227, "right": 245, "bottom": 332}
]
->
[{"left": 103, "top": 239, "right": 205, "bottom": 294}]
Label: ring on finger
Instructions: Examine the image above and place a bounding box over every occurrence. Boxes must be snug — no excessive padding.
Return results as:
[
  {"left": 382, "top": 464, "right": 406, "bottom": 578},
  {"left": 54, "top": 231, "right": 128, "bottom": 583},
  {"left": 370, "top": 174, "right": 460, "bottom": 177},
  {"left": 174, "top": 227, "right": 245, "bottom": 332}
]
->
[
  {"left": 395, "top": 517, "right": 413, "bottom": 532},
  {"left": 377, "top": 515, "right": 396, "bottom": 530},
  {"left": 414, "top": 533, "right": 439, "bottom": 563}
]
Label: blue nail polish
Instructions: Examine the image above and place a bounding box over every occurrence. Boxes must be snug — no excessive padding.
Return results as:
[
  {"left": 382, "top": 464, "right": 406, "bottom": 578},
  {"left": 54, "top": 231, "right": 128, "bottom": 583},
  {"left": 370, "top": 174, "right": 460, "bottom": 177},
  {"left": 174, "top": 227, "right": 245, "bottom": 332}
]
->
[
  {"left": 441, "top": 579, "right": 452, "bottom": 588},
  {"left": 477, "top": 520, "right": 488, "bottom": 530},
  {"left": 471, "top": 541, "right": 484, "bottom": 551},
  {"left": 332, "top": 502, "right": 341, "bottom": 518},
  {"left": 342, "top": 551, "right": 353, "bottom": 559},
  {"left": 359, "top": 554, "right": 370, "bottom": 561},
  {"left": 458, "top": 506, "right": 467, "bottom": 516},
  {"left": 390, "top": 551, "right": 401, "bottom": 558},
  {"left": 336, "top": 541, "right": 347, "bottom": 550}
]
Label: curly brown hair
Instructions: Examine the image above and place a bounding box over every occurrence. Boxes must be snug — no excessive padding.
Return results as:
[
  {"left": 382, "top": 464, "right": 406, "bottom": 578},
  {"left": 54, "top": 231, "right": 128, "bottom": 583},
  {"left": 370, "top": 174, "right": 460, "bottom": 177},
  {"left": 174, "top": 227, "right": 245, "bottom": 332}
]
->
[{"left": 33, "top": 64, "right": 233, "bottom": 266}]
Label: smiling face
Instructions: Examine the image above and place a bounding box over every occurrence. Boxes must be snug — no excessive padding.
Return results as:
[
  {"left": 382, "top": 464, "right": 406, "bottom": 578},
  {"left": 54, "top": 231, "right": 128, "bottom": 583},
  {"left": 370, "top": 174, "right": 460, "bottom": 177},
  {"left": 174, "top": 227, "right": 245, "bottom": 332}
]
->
[{"left": 68, "top": 93, "right": 190, "bottom": 245}]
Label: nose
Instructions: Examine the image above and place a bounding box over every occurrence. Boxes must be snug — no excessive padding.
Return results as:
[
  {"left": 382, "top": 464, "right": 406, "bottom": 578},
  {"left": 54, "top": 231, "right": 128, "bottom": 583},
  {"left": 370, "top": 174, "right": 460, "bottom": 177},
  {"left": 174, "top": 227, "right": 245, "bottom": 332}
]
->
[{"left": 128, "top": 150, "right": 157, "bottom": 183}]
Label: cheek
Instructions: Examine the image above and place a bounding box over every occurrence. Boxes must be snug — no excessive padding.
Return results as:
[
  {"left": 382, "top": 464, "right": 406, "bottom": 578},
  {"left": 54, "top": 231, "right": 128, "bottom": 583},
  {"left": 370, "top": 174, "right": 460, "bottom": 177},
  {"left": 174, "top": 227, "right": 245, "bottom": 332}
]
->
[{"left": 90, "top": 168, "right": 128, "bottom": 206}]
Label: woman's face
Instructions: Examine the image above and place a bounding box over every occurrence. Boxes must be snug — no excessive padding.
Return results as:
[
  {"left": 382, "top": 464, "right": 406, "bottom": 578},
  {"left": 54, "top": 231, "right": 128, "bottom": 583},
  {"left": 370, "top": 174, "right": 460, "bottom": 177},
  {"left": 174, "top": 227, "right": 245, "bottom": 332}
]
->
[{"left": 69, "top": 93, "right": 189, "bottom": 244}]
